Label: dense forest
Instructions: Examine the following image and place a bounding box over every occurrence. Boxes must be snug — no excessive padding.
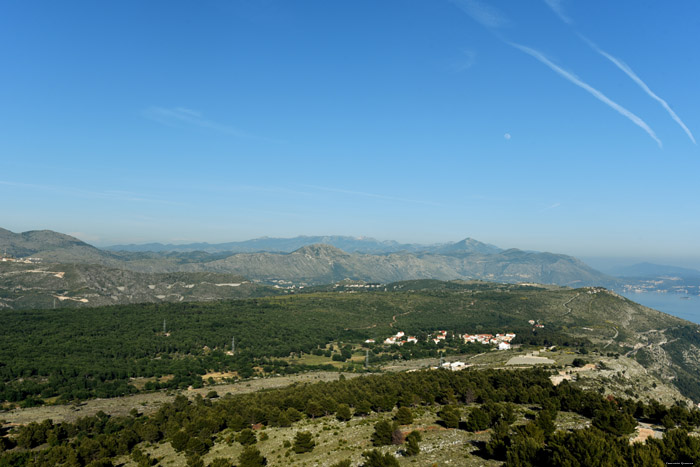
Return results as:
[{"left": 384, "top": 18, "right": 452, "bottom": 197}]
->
[
  {"left": 0, "top": 284, "right": 595, "bottom": 404},
  {"left": 2, "top": 368, "right": 699, "bottom": 466},
  {"left": 3, "top": 281, "right": 700, "bottom": 405}
]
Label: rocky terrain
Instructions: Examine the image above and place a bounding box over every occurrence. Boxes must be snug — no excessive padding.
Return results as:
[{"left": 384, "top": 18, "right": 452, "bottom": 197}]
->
[{"left": 0, "top": 261, "right": 279, "bottom": 310}]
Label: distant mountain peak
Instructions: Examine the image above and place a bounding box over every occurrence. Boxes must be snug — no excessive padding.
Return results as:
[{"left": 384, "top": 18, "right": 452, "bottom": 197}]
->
[
  {"left": 293, "top": 243, "right": 349, "bottom": 257},
  {"left": 432, "top": 237, "right": 502, "bottom": 256},
  {"left": 0, "top": 228, "right": 99, "bottom": 257}
]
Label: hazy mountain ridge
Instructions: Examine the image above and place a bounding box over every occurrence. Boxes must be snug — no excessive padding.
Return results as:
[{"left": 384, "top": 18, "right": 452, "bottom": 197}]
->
[
  {"left": 170, "top": 243, "right": 614, "bottom": 286},
  {"left": 0, "top": 228, "right": 615, "bottom": 287},
  {"left": 104, "top": 234, "right": 503, "bottom": 255}
]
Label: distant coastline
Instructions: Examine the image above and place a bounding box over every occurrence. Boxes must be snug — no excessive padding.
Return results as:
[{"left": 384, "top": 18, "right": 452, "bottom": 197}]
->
[{"left": 619, "top": 290, "right": 700, "bottom": 324}]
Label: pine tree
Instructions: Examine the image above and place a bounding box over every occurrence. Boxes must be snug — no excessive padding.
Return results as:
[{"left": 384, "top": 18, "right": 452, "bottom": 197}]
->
[
  {"left": 439, "top": 405, "right": 461, "bottom": 429},
  {"left": 404, "top": 431, "right": 421, "bottom": 456},
  {"left": 336, "top": 403, "right": 352, "bottom": 422},
  {"left": 293, "top": 431, "right": 315, "bottom": 454},
  {"left": 238, "top": 446, "right": 267, "bottom": 467},
  {"left": 394, "top": 407, "right": 413, "bottom": 425},
  {"left": 237, "top": 428, "right": 257, "bottom": 446},
  {"left": 361, "top": 449, "right": 400, "bottom": 467},
  {"left": 371, "top": 420, "right": 395, "bottom": 446},
  {"left": 305, "top": 400, "right": 323, "bottom": 419}
]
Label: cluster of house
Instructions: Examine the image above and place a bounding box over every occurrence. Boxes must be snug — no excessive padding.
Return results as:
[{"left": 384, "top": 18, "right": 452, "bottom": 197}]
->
[
  {"left": 440, "top": 361, "right": 470, "bottom": 371},
  {"left": 371, "top": 331, "right": 419, "bottom": 346},
  {"left": 0, "top": 256, "right": 41, "bottom": 264},
  {"left": 367, "top": 329, "right": 516, "bottom": 350},
  {"left": 462, "top": 332, "right": 516, "bottom": 350},
  {"left": 430, "top": 330, "right": 448, "bottom": 344},
  {"left": 528, "top": 320, "right": 545, "bottom": 329},
  {"left": 334, "top": 282, "right": 383, "bottom": 289}
]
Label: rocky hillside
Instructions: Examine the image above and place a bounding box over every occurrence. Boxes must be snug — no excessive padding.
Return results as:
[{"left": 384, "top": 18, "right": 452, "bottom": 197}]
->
[
  {"left": 178, "top": 244, "right": 615, "bottom": 287},
  {"left": 0, "top": 228, "right": 617, "bottom": 287},
  {"left": 0, "top": 261, "right": 280, "bottom": 310}
]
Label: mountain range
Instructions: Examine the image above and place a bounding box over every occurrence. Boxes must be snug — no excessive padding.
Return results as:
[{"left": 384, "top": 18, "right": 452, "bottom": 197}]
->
[
  {"left": 104, "top": 235, "right": 503, "bottom": 255},
  {"left": 0, "top": 228, "right": 619, "bottom": 305}
]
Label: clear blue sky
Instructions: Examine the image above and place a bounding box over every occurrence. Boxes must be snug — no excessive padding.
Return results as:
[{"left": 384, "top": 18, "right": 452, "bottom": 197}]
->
[{"left": 2, "top": 1, "right": 699, "bottom": 265}]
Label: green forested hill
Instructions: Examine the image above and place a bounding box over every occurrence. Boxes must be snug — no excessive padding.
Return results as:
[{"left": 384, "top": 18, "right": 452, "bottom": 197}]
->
[{"left": 1, "top": 280, "right": 699, "bottom": 405}]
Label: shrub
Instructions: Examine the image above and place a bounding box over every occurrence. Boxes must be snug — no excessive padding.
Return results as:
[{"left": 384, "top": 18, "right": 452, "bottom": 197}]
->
[{"left": 361, "top": 449, "right": 400, "bottom": 467}]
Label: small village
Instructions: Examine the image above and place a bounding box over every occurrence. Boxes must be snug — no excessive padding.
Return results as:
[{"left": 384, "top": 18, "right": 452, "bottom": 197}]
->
[
  {"left": 0, "top": 255, "right": 41, "bottom": 264},
  {"left": 367, "top": 329, "right": 517, "bottom": 350}
]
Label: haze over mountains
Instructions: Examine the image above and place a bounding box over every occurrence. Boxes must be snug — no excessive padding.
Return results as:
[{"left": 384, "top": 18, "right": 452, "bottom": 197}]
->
[
  {"left": 0, "top": 227, "right": 621, "bottom": 308},
  {"left": 608, "top": 262, "right": 700, "bottom": 279},
  {"left": 104, "top": 235, "right": 503, "bottom": 255}
]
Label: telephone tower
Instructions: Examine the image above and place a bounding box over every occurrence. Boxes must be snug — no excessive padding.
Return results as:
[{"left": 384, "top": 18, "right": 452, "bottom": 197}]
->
[
  {"left": 231, "top": 336, "right": 235, "bottom": 355},
  {"left": 163, "top": 319, "right": 167, "bottom": 333},
  {"left": 365, "top": 349, "right": 369, "bottom": 368}
]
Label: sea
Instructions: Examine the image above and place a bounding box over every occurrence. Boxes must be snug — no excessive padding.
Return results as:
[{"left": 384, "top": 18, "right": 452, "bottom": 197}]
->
[{"left": 618, "top": 291, "right": 700, "bottom": 325}]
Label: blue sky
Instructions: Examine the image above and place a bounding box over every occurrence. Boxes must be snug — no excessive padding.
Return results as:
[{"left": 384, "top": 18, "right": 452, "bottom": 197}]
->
[{"left": 2, "top": 1, "right": 699, "bottom": 265}]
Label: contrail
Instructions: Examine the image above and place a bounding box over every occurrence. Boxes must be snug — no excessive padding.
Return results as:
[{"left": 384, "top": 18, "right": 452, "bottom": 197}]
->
[
  {"left": 581, "top": 37, "right": 696, "bottom": 144},
  {"left": 510, "top": 42, "right": 662, "bottom": 147}
]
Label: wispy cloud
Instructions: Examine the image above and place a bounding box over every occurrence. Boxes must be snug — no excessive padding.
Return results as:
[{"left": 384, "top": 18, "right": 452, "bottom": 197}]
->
[
  {"left": 449, "top": 1, "right": 661, "bottom": 147},
  {"left": 0, "top": 180, "right": 184, "bottom": 206},
  {"left": 303, "top": 185, "right": 441, "bottom": 207},
  {"left": 449, "top": 0, "right": 509, "bottom": 28},
  {"left": 543, "top": 1, "right": 695, "bottom": 145},
  {"left": 451, "top": 49, "right": 477, "bottom": 72},
  {"left": 143, "top": 107, "right": 250, "bottom": 138},
  {"left": 540, "top": 202, "right": 561, "bottom": 212},
  {"left": 510, "top": 43, "right": 662, "bottom": 147},
  {"left": 543, "top": 0, "right": 571, "bottom": 24},
  {"left": 580, "top": 38, "right": 696, "bottom": 145}
]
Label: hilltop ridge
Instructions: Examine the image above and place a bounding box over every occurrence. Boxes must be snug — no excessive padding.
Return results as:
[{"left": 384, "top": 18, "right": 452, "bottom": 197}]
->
[{"left": 0, "top": 227, "right": 617, "bottom": 288}]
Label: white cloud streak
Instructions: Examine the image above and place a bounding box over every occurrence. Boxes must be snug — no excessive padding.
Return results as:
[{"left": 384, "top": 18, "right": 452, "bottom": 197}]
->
[
  {"left": 543, "top": 0, "right": 571, "bottom": 24},
  {"left": 510, "top": 43, "right": 662, "bottom": 147},
  {"left": 543, "top": 0, "right": 695, "bottom": 145},
  {"left": 144, "top": 107, "right": 250, "bottom": 138},
  {"left": 581, "top": 38, "right": 696, "bottom": 145},
  {"left": 449, "top": 0, "right": 509, "bottom": 28}
]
